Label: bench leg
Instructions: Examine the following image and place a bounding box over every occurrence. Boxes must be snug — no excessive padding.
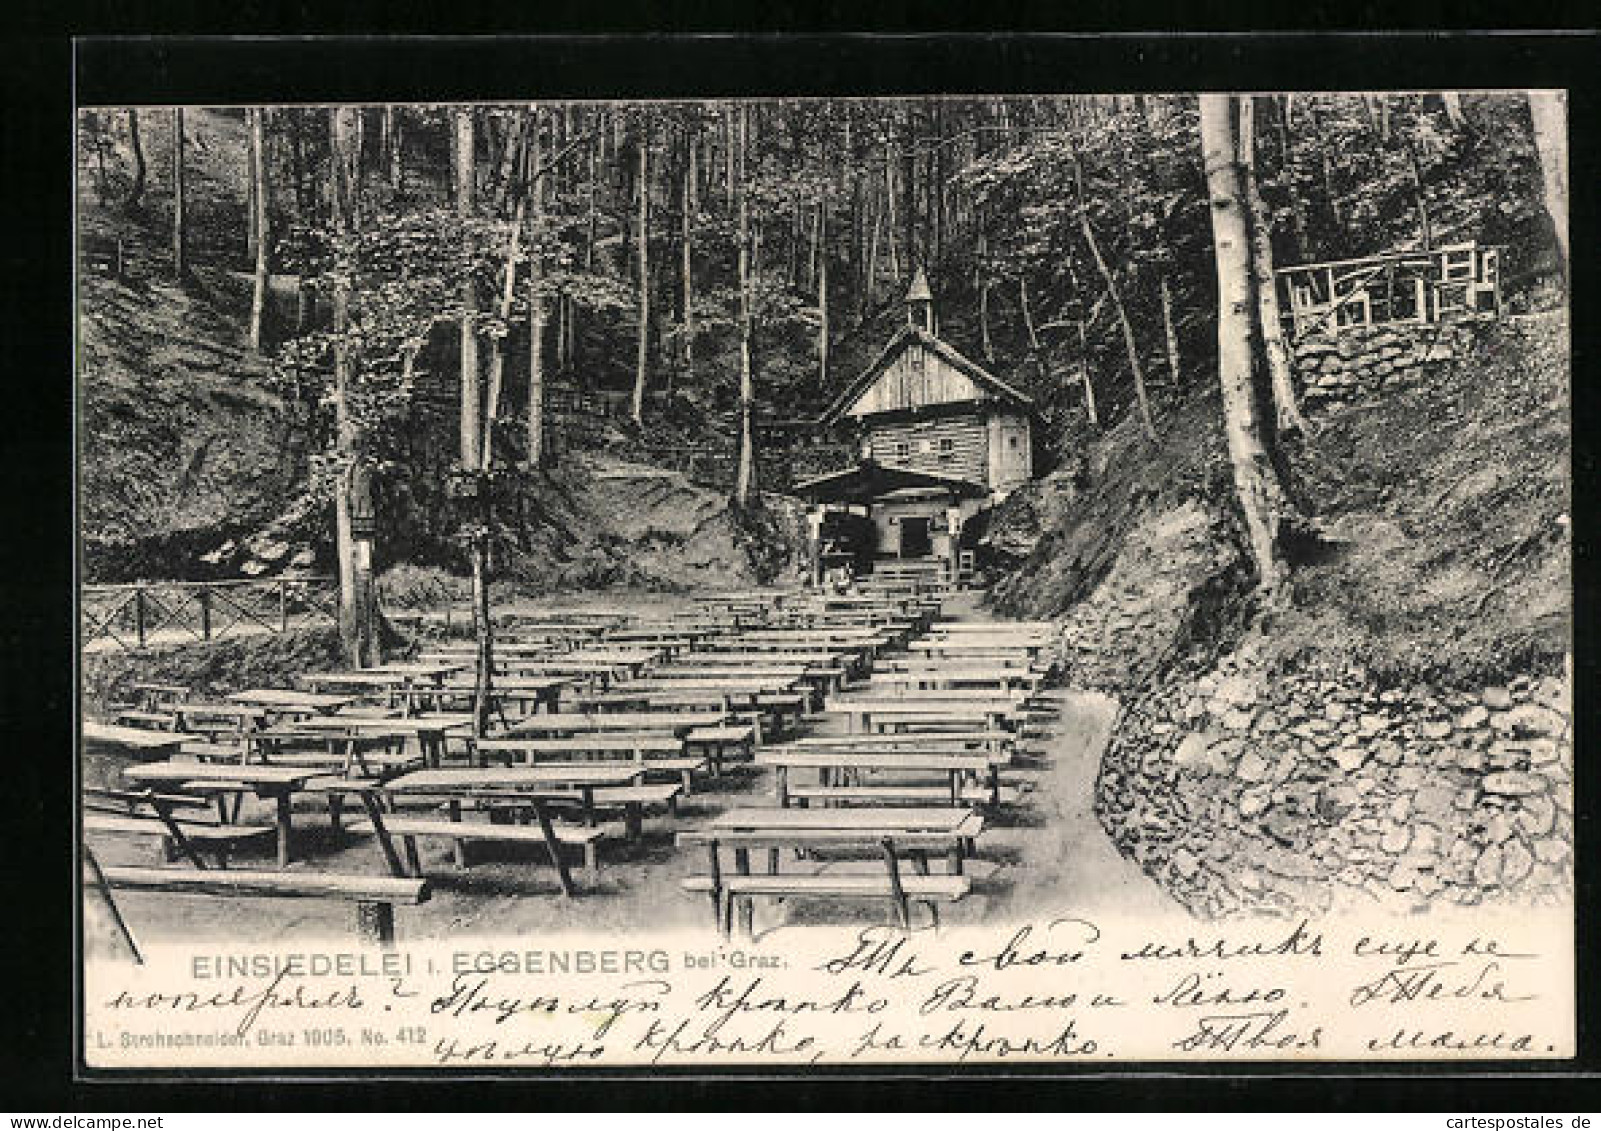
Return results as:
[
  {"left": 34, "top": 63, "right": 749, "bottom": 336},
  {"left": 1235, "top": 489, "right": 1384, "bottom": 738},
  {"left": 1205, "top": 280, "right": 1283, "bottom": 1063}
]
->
[
  {"left": 584, "top": 842, "right": 599, "bottom": 884},
  {"left": 355, "top": 900, "right": 395, "bottom": 948},
  {"left": 403, "top": 836, "right": 422, "bottom": 878},
  {"left": 452, "top": 838, "right": 469, "bottom": 869},
  {"left": 326, "top": 792, "right": 344, "bottom": 834},
  {"left": 532, "top": 802, "right": 577, "bottom": 899},
  {"left": 274, "top": 794, "right": 292, "bottom": 868},
  {"left": 733, "top": 848, "right": 753, "bottom": 938},
  {"left": 624, "top": 803, "right": 644, "bottom": 843}
]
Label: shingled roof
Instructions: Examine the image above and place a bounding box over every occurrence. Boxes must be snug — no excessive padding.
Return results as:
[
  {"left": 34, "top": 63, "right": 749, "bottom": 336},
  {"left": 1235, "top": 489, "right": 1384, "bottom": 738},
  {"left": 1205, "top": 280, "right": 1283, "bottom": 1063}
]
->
[{"left": 819, "top": 324, "right": 1034, "bottom": 425}]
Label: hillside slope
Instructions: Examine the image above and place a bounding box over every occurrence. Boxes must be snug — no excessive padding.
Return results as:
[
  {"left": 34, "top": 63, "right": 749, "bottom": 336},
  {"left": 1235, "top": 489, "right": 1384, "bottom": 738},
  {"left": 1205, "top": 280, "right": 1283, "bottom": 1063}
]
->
[{"left": 988, "top": 312, "right": 1571, "bottom": 919}]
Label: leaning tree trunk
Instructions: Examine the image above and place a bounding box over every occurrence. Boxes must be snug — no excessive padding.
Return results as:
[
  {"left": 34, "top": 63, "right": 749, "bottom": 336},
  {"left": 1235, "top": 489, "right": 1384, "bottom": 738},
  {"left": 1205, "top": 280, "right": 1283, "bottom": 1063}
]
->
[
  {"left": 1239, "top": 97, "right": 1312, "bottom": 437},
  {"left": 1528, "top": 90, "right": 1570, "bottom": 273},
  {"left": 816, "top": 194, "right": 830, "bottom": 387},
  {"left": 1200, "top": 93, "right": 1293, "bottom": 595},
  {"left": 1068, "top": 257, "right": 1099, "bottom": 427},
  {"left": 1075, "top": 154, "right": 1155, "bottom": 441},
  {"left": 247, "top": 107, "right": 271, "bottom": 354},
  {"left": 171, "top": 108, "right": 186, "bottom": 279},
  {"left": 733, "top": 105, "right": 757, "bottom": 508},
  {"left": 124, "top": 109, "right": 145, "bottom": 214}
]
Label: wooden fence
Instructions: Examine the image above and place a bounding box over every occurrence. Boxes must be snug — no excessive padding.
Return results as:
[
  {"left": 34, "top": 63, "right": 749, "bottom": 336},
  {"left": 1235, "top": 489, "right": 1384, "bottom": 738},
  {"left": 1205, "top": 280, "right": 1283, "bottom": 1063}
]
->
[{"left": 81, "top": 576, "right": 339, "bottom": 651}]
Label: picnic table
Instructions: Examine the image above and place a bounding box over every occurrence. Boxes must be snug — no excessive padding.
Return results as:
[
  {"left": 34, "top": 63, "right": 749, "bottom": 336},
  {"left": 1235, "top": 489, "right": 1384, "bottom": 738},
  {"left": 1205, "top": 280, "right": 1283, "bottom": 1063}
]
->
[
  {"left": 82, "top": 721, "right": 189, "bottom": 757},
  {"left": 167, "top": 701, "right": 270, "bottom": 735},
  {"left": 509, "top": 711, "right": 728, "bottom": 737},
  {"left": 678, "top": 806, "right": 985, "bottom": 935},
  {"left": 122, "top": 761, "right": 315, "bottom": 866},
  {"left": 290, "top": 712, "right": 474, "bottom": 767},
  {"left": 756, "top": 746, "right": 1003, "bottom": 808},
  {"left": 128, "top": 682, "right": 190, "bottom": 710},
  {"left": 824, "top": 694, "right": 1023, "bottom": 734},
  {"left": 228, "top": 688, "right": 360, "bottom": 716},
  {"left": 382, "top": 764, "right": 648, "bottom": 831}
]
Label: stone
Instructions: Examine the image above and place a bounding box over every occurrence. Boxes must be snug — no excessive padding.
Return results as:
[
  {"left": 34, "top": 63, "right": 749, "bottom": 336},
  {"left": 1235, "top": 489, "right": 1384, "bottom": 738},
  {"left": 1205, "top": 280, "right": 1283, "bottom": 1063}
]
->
[
  {"left": 1501, "top": 703, "right": 1566, "bottom": 738},
  {"left": 1482, "top": 771, "right": 1548, "bottom": 798},
  {"left": 1170, "top": 848, "right": 1201, "bottom": 880},
  {"left": 1333, "top": 744, "right": 1369, "bottom": 773},
  {"left": 1419, "top": 719, "right": 1453, "bottom": 740},
  {"left": 1515, "top": 795, "right": 1557, "bottom": 838},
  {"left": 1534, "top": 838, "right": 1569, "bottom": 866},
  {"left": 1174, "top": 731, "right": 1226, "bottom": 774},
  {"left": 1239, "top": 790, "right": 1270, "bottom": 820},
  {"left": 1221, "top": 708, "right": 1256, "bottom": 731},
  {"left": 1318, "top": 784, "right": 1362, "bottom": 822},
  {"left": 1500, "top": 838, "right": 1535, "bottom": 887},
  {"left": 1380, "top": 824, "right": 1413, "bottom": 855},
  {"left": 1261, "top": 805, "right": 1302, "bottom": 847},
  {"left": 1473, "top": 844, "right": 1505, "bottom": 888},
  {"left": 1387, "top": 795, "right": 1413, "bottom": 824},
  {"left": 1325, "top": 701, "right": 1349, "bottom": 724},
  {"left": 1236, "top": 751, "right": 1273, "bottom": 783},
  {"left": 1456, "top": 705, "right": 1490, "bottom": 730},
  {"left": 1358, "top": 713, "right": 1390, "bottom": 737},
  {"left": 1482, "top": 686, "right": 1514, "bottom": 710},
  {"left": 1483, "top": 812, "right": 1516, "bottom": 845}
]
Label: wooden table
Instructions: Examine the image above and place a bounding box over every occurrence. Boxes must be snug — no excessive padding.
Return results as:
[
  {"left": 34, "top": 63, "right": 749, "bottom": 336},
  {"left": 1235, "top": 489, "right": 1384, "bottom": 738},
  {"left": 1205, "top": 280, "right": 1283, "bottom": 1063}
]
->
[
  {"left": 122, "top": 761, "right": 314, "bottom": 866},
  {"left": 383, "top": 764, "right": 643, "bottom": 827},
  {"left": 678, "top": 806, "right": 985, "bottom": 932},
  {"left": 825, "top": 695, "right": 1022, "bottom": 734},
  {"left": 756, "top": 747, "right": 1001, "bottom": 807},
  {"left": 228, "top": 688, "right": 359, "bottom": 715},
  {"left": 292, "top": 713, "right": 474, "bottom": 767},
  {"left": 509, "top": 711, "right": 728, "bottom": 737},
  {"left": 82, "top": 722, "right": 188, "bottom": 757}
]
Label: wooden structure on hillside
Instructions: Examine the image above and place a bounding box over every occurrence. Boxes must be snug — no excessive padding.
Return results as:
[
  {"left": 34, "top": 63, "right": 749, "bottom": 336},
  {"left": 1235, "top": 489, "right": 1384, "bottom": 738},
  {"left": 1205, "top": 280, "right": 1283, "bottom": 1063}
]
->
[
  {"left": 795, "top": 270, "right": 1035, "bottom": 584},
  {"left": 1276, "top": 241, "right": 1503, "bottom": 340}
]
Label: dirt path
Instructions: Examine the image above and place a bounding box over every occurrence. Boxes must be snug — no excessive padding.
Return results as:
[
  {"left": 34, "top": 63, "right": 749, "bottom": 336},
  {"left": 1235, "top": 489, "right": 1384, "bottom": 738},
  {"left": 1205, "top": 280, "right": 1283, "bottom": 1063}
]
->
[{"left": 992, "top": 689, "right": 1178, "bottom": 920}]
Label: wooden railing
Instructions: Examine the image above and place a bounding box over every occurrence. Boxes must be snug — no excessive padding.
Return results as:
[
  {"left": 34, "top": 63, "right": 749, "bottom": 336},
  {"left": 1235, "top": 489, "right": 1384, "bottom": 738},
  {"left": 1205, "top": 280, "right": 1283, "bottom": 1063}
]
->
[
  {"left": 1276, "top": 243, "right": 1504, "bottom": 340},
  {"left": 81, "top": 576, "right": 338, "bottom": 651}
]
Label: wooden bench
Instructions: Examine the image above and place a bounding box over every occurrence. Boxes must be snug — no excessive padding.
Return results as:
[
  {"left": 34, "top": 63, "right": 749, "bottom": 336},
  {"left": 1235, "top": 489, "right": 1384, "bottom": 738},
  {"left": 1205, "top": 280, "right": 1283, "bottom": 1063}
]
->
[
  {"left": 681, "top": 872, "right": 970, "bottom": 931},
  {"left": 758, "top": 749, "right": 1006, "bottom": 808},
  {"left": 581, "top": 783, "right": 683, "bottom": 840},
  {"left": 348, "top": 815, "right": 611, "bottom": 882},
  {"left": 82, "top": 786, "right": 274, "bottom": 868},
  {"left": 87, "top": 864, "right": 430, "bottom": 945}
]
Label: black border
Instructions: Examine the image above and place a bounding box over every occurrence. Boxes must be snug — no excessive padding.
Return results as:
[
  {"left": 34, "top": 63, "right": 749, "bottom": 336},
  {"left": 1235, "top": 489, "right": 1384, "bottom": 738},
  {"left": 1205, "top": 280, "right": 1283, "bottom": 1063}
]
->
[{"left": 6, "top": 28, "right": 1597, "bottom": 1109}]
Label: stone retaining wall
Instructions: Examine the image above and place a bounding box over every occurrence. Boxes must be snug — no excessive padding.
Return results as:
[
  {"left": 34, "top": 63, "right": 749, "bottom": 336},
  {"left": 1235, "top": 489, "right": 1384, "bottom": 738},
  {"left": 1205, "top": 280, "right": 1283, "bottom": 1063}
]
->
[
  {"left": 1095, "top": 639, "right": 1572, "bottom": 919},
  {"left": 1294, "top": 322, "right": 1477, "bottom": 407}
]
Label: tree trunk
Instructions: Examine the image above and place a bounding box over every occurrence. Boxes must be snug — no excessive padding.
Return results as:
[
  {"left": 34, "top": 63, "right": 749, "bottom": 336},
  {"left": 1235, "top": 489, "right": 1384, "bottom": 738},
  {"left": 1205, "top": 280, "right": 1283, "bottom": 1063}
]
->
[
  {"left": 977, "top": 231, "right": 993, "bottom": 362},
  {"left": 247, "top": 108, "right": 270, "bottom": 353},
  {"left": 1159, "top": 273, "right": 1181, "bottom": 388},
  {"left": 1528, "top": 90, "right": 1569, "bottom": 271},
  {"left": 328, "top": 107, "right": 380, "bottom": 668},
  {"left": 1019, "top": 274, "right": 1040, "bottom": 353},
  {"left": 733, "top": 105, "right": 757, "bottom": 508},
  {"left": 171, "top": 109, "right": 186, "bottom": 279},
  {"left": 631, "top": 118, "right": 650, "bottom": 425},
  {"left": 1401, "top": 134, "right": 1433, "bottom": 250},
  {"left": 386, "top": 105, "right": 403, "bottom": 192},
  {"left": 455, "top": 108, "right": 481, "bottom": 470},
  {"left": 1200, "top": 93, "right": 1292, "bottom": 595},
  {"left": 1240, "top": 97, "right": 1312, "bottom": 436},
  {"left": 1075, "top": 154, "right": 1155, "bottom": 441},
  {"left": 1442, "top": 90, "right": 1466, "bottom": 130},
  {"left": 681, "top": 126, "right": 696, "bottom": 389},
  {"left": 817, "top": 195, "right": 830, "bottom": 387},
  {"left": 528, "top": 111, "right": 548, "bottom": 469},
  {"left": 124, "top": 109, "right": 145, "bottom": 214},
  {"left": 1069, "top": 258, "right": 1099, "bottom": 428}
]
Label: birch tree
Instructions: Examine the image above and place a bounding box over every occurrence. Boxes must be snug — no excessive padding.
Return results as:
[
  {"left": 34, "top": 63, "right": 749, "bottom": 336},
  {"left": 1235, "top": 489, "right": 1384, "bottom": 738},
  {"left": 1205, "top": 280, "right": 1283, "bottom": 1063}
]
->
[
  {"left": 631, "top": 116, "right": 651, "bottom": 425},
  {"left": 247, "top": 107, "right": 271, "bottom": 353},
  {"left": 733, "top": 103, "right": 757, "bottom": 507},
  {"left": 1200, "top": 93, "right": 1292, "bottom": 594},
  {"left": 1239, "top": 96, "right": 1311, "bottom": 437},
  {"left": 1528, "top": 90, "right": 1569, "bottom": 271},
  {"left": 124, "top": 109, "right": 145, "bottom": 215},
  {"left": 171, "top": 108, "right": 186, "bottom": 278}
]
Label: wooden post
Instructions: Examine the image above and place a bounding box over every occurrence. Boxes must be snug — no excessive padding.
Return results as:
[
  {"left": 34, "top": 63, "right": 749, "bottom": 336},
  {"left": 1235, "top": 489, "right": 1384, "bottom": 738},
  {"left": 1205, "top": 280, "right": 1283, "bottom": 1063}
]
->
[
  {"left": 355, "top": 900, "right": 396, "bottom": 948},
  {"left": 134, "top": 587, "right": 147, "bottom": 649},
  {"left": 199, "top": 587, "right": 212, "bottom": 640}
]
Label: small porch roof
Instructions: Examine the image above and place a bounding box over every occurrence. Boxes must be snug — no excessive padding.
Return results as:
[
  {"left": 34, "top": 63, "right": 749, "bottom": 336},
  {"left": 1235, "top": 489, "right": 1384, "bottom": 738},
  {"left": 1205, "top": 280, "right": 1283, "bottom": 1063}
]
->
[{"left": 793, "top": 459, "right": 988, "bottom": 505}]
